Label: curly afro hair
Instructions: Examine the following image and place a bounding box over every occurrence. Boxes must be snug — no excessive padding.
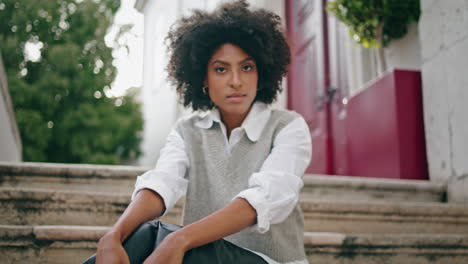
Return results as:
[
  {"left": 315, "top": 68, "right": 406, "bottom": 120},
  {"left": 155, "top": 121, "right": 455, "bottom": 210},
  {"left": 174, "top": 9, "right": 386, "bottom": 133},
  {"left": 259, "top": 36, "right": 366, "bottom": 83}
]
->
[{"left": 165, "top": 0, "right": 291, "bottom": 111}]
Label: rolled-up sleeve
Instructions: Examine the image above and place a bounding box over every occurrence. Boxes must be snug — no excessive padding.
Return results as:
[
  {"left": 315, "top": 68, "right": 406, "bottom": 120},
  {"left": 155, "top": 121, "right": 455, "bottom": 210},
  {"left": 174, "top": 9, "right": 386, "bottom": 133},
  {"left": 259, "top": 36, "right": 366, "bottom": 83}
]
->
[
  {"left": 234, "top": 116, "right": 312, "bottom": 233},
  {"left": 131, "top": 129, "right": 189, "bottom": 216}
]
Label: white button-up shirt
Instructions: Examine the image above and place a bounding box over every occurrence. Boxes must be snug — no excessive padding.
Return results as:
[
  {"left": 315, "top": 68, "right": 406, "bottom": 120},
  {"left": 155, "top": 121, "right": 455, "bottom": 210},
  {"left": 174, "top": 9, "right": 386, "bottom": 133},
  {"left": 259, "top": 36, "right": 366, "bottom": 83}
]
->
[{"left": 132, "top": 102, "right": 311, "bottom": 264}]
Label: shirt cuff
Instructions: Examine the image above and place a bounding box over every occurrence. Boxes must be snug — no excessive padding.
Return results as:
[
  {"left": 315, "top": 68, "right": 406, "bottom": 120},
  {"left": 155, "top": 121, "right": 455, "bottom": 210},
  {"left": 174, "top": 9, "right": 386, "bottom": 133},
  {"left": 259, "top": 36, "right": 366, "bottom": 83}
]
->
[
  {"left": 234, "top": 188, "right": 270, "bottom": 233},
  {"left": 131, "top": 170, "right": 187, "bottom": 217},
  {"left": 233, "top": 171, "right": 303, "bottom": 234}
]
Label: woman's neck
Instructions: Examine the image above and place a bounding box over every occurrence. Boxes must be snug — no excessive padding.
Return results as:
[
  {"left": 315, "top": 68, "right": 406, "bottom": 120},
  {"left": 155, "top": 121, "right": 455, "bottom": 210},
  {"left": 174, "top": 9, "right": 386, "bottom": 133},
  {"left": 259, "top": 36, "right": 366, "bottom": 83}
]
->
[{"left": 220, "top": 110, "right": 250, "bottom": 138}]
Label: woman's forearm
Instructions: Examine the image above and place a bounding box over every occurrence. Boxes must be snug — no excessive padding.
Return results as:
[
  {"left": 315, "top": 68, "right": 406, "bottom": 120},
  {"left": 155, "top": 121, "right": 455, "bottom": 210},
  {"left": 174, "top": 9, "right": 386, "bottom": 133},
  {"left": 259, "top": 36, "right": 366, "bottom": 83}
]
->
[
  {"left": 110, "top": 189, "right": 166, "bottom": 242},
  {"left": 172, "top": 197, "right": 257, "bottom": 251}
]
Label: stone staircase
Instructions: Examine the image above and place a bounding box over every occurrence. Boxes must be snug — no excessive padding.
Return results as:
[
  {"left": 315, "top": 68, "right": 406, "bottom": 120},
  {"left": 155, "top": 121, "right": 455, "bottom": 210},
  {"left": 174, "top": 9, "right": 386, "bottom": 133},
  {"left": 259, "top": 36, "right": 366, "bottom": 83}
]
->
[{"left": 1, "top": 161, "right": 468, "bottom": 263}]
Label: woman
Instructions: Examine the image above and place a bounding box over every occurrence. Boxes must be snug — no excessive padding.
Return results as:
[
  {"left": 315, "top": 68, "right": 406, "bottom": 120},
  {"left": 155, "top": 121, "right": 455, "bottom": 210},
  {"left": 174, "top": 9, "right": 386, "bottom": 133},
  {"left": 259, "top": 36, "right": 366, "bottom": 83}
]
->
[{"left": 84, "top": 1, "right": 311, "bottom": 263}]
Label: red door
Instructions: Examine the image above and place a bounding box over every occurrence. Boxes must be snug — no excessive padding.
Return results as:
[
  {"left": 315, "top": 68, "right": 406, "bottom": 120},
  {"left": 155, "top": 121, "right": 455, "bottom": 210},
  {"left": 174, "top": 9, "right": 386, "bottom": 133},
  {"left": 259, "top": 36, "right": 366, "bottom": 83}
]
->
[
  {"left": 286, "top": 0, "right": 428, "bottom": 180},
  {"left": 326, "top": 3, "right": 349, "bottom": 176},
  {"left": 286, "top": 0, "right": 332, "bottom": 174}
]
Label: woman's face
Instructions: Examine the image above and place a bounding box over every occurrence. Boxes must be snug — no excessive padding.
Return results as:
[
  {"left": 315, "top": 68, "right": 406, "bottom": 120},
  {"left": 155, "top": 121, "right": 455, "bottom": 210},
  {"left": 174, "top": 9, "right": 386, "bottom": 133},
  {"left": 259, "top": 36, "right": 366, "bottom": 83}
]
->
[{"left": 205, "top": 43, "right": 258, "bottom": 118}]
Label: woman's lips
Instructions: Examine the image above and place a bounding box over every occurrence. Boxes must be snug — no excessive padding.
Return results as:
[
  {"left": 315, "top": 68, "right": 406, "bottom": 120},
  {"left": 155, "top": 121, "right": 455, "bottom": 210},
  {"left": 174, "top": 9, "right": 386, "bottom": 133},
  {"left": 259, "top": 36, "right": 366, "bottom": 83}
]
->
[{"left": 226, "top": 94, "right": 246, "bottom": 103}]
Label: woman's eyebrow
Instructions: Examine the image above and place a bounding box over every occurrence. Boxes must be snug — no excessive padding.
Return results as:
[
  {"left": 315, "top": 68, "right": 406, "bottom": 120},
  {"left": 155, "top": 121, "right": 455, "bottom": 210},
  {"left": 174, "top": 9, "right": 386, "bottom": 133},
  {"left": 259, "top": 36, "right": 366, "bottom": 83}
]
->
[
  {"left": 239, "top": 57, "right": 255, "bottom": 64},
  {"left": 211, "top": 57, "right": 255, "bottom": 66}
]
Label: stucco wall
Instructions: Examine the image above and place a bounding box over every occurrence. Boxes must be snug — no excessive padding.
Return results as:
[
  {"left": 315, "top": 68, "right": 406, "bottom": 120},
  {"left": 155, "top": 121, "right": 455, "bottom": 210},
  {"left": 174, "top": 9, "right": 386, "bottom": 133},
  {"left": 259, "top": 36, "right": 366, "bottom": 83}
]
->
[
  {"left": 0, "top": 54, "right": 22, "bottom": 161},
  {"left": 419, "top": 0, "right": 468, "bottom": 201},
  {"left": 385, "top": 22, "right": 422, "bottom": 71},
  {"left": 342, "top": 20, "right": 422, "bottom": 97},
  {"left": 137, "top": 0, "right": 180, "bottom": 166}
]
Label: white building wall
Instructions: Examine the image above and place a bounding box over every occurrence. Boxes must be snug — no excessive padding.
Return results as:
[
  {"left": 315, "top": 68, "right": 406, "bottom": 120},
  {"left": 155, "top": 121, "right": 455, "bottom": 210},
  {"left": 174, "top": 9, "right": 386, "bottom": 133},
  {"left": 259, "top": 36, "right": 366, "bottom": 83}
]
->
[
  {"left": 0, "top": 94, "right": 22, "bottom": 162},
  {"left": 136, "top": 0, "right": 286, "bottom": 166},
  {"left": 137, "top": 0, "right": 180, "bottom": 166},
  {"left": 385, "top": 23, "right": 422, "bottom": 71},
  {"left": 0, "top": 54, "right": 22, "bottom": 162},
  {"left": 341, "top": 20, "right": 422, "bottom": 97},
  {"left": 419, "top": 0, "right": 468, "bottom": 202}
]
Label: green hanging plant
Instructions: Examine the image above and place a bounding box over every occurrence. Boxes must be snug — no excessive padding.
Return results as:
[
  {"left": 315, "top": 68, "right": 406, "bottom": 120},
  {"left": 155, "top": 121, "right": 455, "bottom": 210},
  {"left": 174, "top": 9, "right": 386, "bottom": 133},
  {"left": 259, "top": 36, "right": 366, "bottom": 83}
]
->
[{"left": 327, "top": 0, "right": 421, "bottom": 48}]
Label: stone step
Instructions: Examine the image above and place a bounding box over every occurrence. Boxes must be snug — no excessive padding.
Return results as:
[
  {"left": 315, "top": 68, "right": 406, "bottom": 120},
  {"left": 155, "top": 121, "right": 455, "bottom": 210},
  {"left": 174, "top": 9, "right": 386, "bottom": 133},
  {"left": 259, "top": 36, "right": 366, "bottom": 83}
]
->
[
  {"left": 302, "top": 174, "right": 446, "bottom": 202},
  {"left": 0, "top": 225, "right": 108, "bottom": 264},
  {"left": 1, "top": 224, "right": 467, "bottom": 264},
  {"left": 0, "top": 161, "right": 143, "bottom": 194},
  {"left": 303, "top": 232, "right": 468, "bottom": 264},
  {"left": 0, "top": 187, "right": 181, "bottom": 226},
  {"left": 0, "top": 162, "right": 447, "bottom": 202},
  {"left": 301, "top": 199, "right": 468, "bottom": 234},
  {"left": 2, "top": 187, "right": 468, "bottom": 234}
]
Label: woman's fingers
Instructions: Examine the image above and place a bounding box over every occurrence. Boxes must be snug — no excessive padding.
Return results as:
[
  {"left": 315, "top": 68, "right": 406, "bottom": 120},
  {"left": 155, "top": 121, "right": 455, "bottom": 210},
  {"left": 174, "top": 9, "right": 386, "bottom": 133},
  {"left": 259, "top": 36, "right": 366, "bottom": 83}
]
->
[
  {"left": 96, "top": 233, "right": 130, "bottom": 264},
  {"left": 143, "top": 234, "right": 185, "bottom": 264}
]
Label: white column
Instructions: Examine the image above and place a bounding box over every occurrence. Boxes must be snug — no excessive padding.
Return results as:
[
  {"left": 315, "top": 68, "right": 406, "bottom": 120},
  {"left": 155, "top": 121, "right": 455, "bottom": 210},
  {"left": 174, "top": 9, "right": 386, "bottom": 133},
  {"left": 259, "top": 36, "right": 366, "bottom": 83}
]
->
[
  {"left": 138, "top": 0, "right": 180, "bottom": 166},
  {"left": 419, "top": 0, "right": 468, "bottom": 202}
]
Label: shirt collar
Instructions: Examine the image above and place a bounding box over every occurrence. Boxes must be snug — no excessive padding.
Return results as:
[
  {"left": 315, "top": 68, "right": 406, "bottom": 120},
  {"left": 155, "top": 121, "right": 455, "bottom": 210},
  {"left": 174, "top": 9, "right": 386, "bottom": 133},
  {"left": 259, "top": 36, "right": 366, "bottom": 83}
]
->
[{"left": 194, "top": 102, "right": 271, "bottom": 142}]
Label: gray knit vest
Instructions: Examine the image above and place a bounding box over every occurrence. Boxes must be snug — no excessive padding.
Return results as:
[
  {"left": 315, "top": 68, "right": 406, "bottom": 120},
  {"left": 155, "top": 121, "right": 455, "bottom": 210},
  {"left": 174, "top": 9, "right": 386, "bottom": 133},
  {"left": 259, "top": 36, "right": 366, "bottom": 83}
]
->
[{"left": 174, "top": 109, "right": 307, "bottom": 262}]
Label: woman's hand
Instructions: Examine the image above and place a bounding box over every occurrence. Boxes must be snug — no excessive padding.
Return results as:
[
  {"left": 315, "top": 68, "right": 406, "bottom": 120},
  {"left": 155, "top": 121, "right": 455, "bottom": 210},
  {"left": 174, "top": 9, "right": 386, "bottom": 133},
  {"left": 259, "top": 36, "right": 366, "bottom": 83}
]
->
[
  {"left": 96, "top": 231, "right": 130, "bottom": 264},
  {"left": 143, "top": 232, "right": 188, "bottom": 264}
]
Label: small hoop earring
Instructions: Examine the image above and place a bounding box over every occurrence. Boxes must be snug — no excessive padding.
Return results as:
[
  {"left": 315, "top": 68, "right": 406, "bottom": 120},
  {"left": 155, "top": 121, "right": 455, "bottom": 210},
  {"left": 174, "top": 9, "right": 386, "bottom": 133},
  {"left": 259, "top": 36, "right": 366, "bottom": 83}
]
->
[{"left": 202, "top": 86, "right": 208, "bottom": 95}]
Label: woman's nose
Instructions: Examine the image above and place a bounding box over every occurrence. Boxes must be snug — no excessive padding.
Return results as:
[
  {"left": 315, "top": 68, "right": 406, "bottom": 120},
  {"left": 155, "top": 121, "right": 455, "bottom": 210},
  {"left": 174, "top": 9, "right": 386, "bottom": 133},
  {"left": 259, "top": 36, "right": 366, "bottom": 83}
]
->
[{"left": 229, "top": 70, "right": 242, "bottom": 89}]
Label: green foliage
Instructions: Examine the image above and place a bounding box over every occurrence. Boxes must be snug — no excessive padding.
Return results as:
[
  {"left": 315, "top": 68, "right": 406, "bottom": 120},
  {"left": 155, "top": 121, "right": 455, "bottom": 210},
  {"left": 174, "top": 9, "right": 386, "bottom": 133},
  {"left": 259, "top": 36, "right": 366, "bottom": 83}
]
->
[
  {"left": 327, "top": 0, "right": 420, "bottom": 48},
  {"left": 0, "top": 0, "right": 143, "bottom": 164}
]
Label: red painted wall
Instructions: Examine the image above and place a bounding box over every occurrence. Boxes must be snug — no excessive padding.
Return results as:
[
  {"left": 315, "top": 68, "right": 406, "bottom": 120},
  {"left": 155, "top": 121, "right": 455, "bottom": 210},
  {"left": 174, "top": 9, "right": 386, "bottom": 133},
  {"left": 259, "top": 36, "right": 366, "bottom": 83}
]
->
[{"left": 345, "top": 70, "right": 428, "bottom": 180}]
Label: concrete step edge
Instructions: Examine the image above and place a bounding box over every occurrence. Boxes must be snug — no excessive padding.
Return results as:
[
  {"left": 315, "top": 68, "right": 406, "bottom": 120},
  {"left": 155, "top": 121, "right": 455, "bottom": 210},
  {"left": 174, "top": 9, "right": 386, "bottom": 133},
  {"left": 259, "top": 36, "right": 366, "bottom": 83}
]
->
[
  {"left": 0, "top": 187, "right": 131, "bottom": 204},
  {"left": 1, "top": 187, "right": 465, "bottom": 217},
  {"left": 0, "top": 225, "right": 111, "bottom": 241},
  {"left": 303, "top": 232, "right": 468, "bottom": 247},
  {"left": 2, "top": 224, "right": 468, "bottom": 247},
  {"left": 0, "top": 161, "right": 147, "bottom": 179},
  {"left": 304, "top": 174, "right": 446, "bottom": 192},
  {"left": 300, "top": 199, "right": 468, "bottom": 216},
  {"left": 1, "top": 162, "right": 447, "bottom": 193}
]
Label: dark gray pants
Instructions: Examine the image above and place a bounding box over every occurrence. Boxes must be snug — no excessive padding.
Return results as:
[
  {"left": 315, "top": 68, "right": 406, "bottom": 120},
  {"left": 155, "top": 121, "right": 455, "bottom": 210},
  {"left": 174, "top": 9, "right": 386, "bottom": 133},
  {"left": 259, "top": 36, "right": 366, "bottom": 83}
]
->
[{"left": 82, "top": 221, "right": 268, "bottom": 264}]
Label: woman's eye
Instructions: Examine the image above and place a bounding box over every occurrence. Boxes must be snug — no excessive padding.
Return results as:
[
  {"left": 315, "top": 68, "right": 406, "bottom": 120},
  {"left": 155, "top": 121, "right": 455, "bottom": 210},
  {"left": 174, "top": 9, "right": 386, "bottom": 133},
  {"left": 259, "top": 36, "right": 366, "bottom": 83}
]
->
[
  {"left": 215, "top": 67, "right": 226, "bottom": 73},
  {"left": 242, "top": 65, "right": 254, "bottom": 71}
]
